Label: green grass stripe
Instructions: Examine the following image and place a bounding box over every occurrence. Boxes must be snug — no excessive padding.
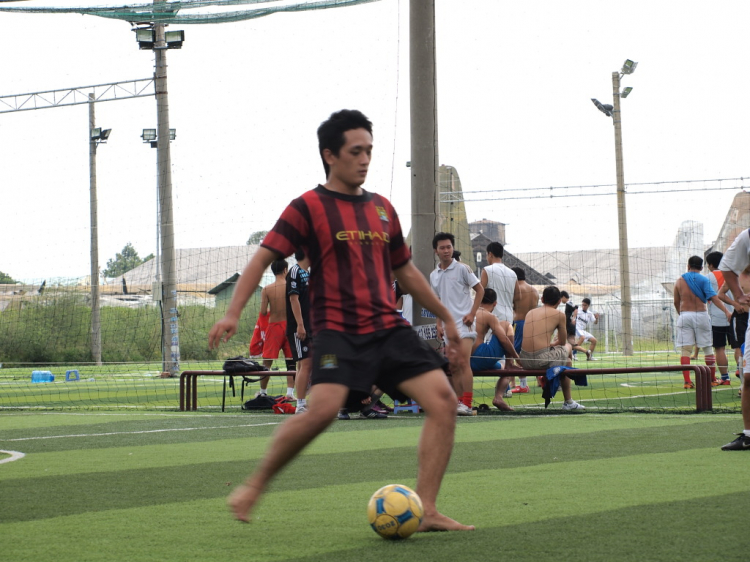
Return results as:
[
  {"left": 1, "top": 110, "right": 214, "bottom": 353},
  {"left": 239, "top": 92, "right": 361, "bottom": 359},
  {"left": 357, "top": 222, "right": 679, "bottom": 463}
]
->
[
  {"left": 1, "top": 417, "right": 740, "bottom": 522},
  {"left": 0, "top": 414, "right": 736, "bottom": 477},
  {"left": 3, "top": 450, "right": 748, "bottom": 562}
]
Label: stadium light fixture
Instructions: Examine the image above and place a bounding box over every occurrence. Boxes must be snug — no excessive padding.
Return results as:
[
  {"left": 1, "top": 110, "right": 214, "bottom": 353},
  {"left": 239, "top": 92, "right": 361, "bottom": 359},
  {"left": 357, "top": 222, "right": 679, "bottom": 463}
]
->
[
  {"left": 168, "top": 129, "right": 176, "bottom": 140},
  {"left": 141, "top": 128, "right": 176, "bottom": 148},
  {"left": 591, "top": 98, "right": 614, "bottom": 117},
  {"left": 165, "top": 30, "right": 185, "bottom": 49},
  {"left": 91, "top": 127, "right": 112, "bottom": 143},
  {"left": 621, "top": 59, "right": 638, "bottom": 75},
  {"left": 621, "top": 86, "right": 633, "bottom": 99},
  {"left": 135, "top": 28, "right": 155, "bottom": 50}
]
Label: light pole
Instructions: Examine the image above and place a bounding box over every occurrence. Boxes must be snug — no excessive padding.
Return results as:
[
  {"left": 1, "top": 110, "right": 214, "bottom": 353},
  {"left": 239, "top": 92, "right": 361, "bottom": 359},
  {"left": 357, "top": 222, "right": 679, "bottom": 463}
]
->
[
  {"left": 592, "top": 59, "right": 637, "bottom": 356},
  {"left": 134, "top": 6, "right": 184, "bottom": 377},
  {"left": 88, "top": 93, "right": 111, "bottom": 366}
]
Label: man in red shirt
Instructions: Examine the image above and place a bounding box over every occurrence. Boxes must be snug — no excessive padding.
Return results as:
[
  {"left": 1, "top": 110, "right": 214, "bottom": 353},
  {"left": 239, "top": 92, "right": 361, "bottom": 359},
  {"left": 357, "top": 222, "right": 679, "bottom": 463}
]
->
[{"left": 209, "top": 110, "right": 474, "bottom": 531}]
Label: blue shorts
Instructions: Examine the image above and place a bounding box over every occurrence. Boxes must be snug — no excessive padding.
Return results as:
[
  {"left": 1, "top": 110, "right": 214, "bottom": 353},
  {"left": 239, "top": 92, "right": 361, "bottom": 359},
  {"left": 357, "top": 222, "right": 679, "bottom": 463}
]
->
[
  {"left": 513, "top": 320, "right": 524, "bottom": 354},
  {"left": 470, "top": 334, "right": 506, "bottom": 371}
]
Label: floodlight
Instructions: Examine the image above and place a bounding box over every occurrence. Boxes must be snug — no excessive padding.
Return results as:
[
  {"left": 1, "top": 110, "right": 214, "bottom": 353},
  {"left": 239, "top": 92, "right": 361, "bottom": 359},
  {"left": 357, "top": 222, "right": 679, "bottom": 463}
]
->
[
  {"left": 620, "top": 87, "right": 633, "bottom": 99},
  {"left": 165, "top": 30, "right": 185, "bottom": 49},
  {"left": 169, "top": 129, "right": 176, "bottom": 140},
  {"left": 91, "top": 127, "right": 102, "bottom": 139},
  {"left": 141, "top": 129, "right": 157, "bottom": 142},
  {"left": 591, "top": 98, "right": 613, "bottom": 117},
  {"left": 621, "top": 59, "right": 638, "bottom": 75},
  {"left": 135, "top": 28, "right": 155, "bottom": 50},
  {"left": 99, "top": 129, "right": 112, "bottom": 141},
  {"left": 91, "top": 128, "right": 112, "bottom": 142}
]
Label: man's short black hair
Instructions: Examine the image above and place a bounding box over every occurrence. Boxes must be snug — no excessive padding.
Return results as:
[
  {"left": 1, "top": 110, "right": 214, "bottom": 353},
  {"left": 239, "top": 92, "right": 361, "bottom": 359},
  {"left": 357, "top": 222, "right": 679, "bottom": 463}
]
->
[
  {"left": 294, "top": 249, "right": 306, "bottom": 262},
  {"left": 582, "top": 297, "right": 591, "bottom": 305},
  {"left": 482, "top": 288, "right": 497, "bottom": 304},
  {"left": 432, "top": 232, "right": 455, "bottom": 249},
  {"left": 688, "top": 255, "right": 704, "bottom": 270},
  {"left": 542, "top": 286, "right": 561, "bottom": 305},
  {"left": 271, "top": 259, "right": 288, "bottom": 276},
  {"left": 705, "top": 251, "right": 723, "bottom": 269},
  {"left": 317, "top": 109, "right": 373, "bottom": 178},
  {"left": 511, "top": 266, "right": 525, "bottom": 281},
  {"left": 486, "top": 241, "right": 504, "bottom": 259},
  {"left": 560, "top": 290, "right": 570, "bottom": 299}
]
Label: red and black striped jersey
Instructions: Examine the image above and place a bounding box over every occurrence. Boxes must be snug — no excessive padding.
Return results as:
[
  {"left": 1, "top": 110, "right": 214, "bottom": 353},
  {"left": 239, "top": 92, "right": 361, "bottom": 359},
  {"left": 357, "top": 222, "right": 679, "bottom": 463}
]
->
[{"left": 262, "top": 185, "right": 411, "bottom": 335}]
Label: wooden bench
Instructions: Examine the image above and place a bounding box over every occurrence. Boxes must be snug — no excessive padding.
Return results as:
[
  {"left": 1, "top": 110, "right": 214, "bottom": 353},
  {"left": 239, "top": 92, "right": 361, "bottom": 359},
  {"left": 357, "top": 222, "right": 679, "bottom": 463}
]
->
[
  {"left": 472, "top": 365, "right": 713, "bottom": 412},
  {"left": 180, "top": 370, "right": 296, "bottom": 411}
]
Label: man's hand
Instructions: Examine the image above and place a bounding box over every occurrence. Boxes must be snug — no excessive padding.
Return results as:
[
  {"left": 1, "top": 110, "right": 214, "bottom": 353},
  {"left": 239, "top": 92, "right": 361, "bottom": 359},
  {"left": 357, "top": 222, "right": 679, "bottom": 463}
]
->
[
  {"left": 726, "top": 310, "right": 733, "bottom": 322},
  {"left": 436, "top": 323, "right": 445, "bottom": 342},
  {"left": 462, "top": 312, "right": 475, "bottom": 328},
  {"left": 739, "top": 294, "right": 750, "bottom": 306},
  {"left": 442, "top": 322, "right": 461, "bottom": 366},
  {"left": 208, "top": 316, "right": 239, "bottom": 350},
  {"left": 296, "top": 325, "right": 307, "bottom": 340}
]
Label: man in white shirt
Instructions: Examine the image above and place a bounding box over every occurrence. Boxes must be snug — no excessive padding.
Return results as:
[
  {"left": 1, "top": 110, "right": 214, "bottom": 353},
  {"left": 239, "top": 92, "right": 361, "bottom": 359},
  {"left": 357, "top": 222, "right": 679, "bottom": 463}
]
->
[
  {"left": 575, "top": 298, "right": 599, "bottom": 360},
  {"left": 480, "top": 242, "right": 519, "bottom": 323},
  {"left": 431, "top": 232, "right": 484, "bottom": 416},
  {"left": 718, "top": 228, "right": 750, "bottom": 451}
]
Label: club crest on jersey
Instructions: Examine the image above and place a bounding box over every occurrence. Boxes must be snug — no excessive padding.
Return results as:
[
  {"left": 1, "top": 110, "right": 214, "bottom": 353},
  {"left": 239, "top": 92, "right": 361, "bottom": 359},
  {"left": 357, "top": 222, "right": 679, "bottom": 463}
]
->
[
  {"left": 320, "top": 354, "right": 338, "bottom": 369},
  {"left": 375, "top": 206, "right": 389, "bottom": 222}
]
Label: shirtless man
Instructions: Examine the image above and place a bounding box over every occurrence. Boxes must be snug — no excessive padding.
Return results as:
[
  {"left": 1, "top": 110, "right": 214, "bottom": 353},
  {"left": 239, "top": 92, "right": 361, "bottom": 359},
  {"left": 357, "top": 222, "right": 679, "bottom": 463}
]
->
[
  {"left": 259, "top": 259, "right": 295, "bottom": 398},
  {"left": 509, "top": 266, "right": 538, "bottom": 394},
  {"left": 519, "top": 285, "right": 585, "bottom": 410},
  {"left": 674, "top": 255, "right": 731, "bottom": 389},
  {"left": 470, "top": 288, "right": 520, "bottom": 411}
]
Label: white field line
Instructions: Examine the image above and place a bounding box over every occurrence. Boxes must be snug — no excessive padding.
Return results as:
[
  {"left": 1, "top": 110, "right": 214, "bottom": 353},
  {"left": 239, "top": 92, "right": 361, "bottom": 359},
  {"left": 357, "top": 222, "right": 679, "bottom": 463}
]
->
[
  {"left": 0, "top": 422, "right": 282, "bottom": 442},
  {"left": 0, "top": 450, "right": 26, "bottom": 464}
]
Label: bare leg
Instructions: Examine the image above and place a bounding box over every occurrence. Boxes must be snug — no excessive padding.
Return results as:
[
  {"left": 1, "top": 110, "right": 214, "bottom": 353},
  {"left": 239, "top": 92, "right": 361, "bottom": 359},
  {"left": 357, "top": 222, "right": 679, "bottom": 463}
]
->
[
  {"left": 295, "top": 358, "right": 312, "bottom": 401},
  {"left": 588, "top": 337, "right": 597, "bottom": 354},
  {"left": 492, "top": 376, "right": 513, "bottom": 410},
  {"left": 398, "top": 370, "right": 475, "bottom": 532},
  {"left": 715, "top": 346, "right": 728, "bottom": 377},
  {"left": 743, "top": 375, "right": 750, "bottom": 430},
  {"left": 227, "top": 383, "right": 347, "bottom": 522},
  {"left": 260, "top": 359, "right": 274, "bottom": 391}
]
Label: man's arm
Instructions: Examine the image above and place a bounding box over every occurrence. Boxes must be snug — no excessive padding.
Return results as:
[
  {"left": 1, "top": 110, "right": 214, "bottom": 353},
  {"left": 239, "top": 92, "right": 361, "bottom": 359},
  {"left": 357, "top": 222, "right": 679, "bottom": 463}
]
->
[
  {"left": 480, "top": 268, "right": 488, "bottom": 288},
  {"left": 489, "top": 317, "right": 519, "bottom": 361},
  {"left": 464, "top": 282, "right": 484, "bottom": 327},
  {"left": 512, "top": 280, "right": 520, "bottom": 310},
  {"left": 709, "top": 294, "right": 733, "bottom": 322},
  {"left": 719, "top": 282, "right": 747, "bottom": 313},
  {"left": 551, "top": 311, "right": 567, "bottom": 347},
  {"left": 394, "top": 261, "right": 460, "bottom": 361},
  {"left": 209, "top": 247, "right": 278, "bottom": 349},
  {"left": 722, "top": 271, "right": 750, "bottom": 306},
  {"left": 289, "top": 294, "right": 306, "bottom": 339},
  {"left": 673, "top": 279, "right": 682, "bottom": 314}
]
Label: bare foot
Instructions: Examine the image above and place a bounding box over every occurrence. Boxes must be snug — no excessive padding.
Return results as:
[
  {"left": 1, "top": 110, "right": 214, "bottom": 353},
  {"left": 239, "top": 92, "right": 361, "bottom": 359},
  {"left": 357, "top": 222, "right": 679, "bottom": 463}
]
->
[
  {"left": 492, "top": 399, "right": 514, "bottom": 411},
  {"left": 418, "top": 511, "right": 475, "bottom": 532},
  {"left": 227, "top": 484, "right": 263, "bottom": 523}
]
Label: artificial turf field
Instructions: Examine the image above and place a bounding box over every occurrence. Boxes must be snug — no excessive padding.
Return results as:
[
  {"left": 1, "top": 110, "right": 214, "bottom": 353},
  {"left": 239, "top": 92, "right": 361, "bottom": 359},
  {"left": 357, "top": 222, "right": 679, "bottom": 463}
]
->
[{"left": 1, "top": 411, "right": 748, "bottom": 562}]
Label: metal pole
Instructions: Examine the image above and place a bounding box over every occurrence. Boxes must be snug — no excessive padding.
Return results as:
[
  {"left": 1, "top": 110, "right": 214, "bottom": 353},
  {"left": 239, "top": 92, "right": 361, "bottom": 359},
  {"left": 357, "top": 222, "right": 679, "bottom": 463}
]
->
[
  {"left": 409, "top": 0, "right": 439, "bottom": 335},
  {"left": 612, "top": 71, "right": 634, "bottom": 356},
  {"left": 88, "top": 93, "right": 102, "bottom": 366},
  {"left": 154, "top": 5, "right": 180, "bottom": 376}
]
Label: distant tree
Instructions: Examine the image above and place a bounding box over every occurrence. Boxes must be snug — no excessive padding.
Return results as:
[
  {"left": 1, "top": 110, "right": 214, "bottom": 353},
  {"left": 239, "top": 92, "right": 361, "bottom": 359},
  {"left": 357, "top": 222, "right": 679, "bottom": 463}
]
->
[
  {"left": 103, "top": 243, "right": 152, "bottom": 278},
  {"left": 0, "top": 271, "right": 17, "bottom": 284},
  {"left": 246, "top": 230, "right": 269, "bottom": 245}
]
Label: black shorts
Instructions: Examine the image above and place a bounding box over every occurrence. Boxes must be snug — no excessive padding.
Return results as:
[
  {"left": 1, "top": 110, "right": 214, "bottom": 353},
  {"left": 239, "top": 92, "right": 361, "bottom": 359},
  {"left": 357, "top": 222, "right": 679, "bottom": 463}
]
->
[
  {"left": 287, "top": 332, "right": 312, "bottom": 362},
  {"left": 712, "top": 325, "right": 736, "bottom": 349},
  {"left": 732, "top": 312, "right": 749, "bottom": 348},
  {"left": 311, "top": 325, "right": 448, "bottom": 412}
]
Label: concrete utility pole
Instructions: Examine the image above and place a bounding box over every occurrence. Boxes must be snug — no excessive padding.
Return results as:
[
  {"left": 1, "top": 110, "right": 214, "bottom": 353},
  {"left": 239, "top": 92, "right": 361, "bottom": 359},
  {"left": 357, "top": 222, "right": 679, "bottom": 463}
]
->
[
  {"left": 88, "top": 93, "right": 102, "bottom": 366},
  {"left": 154, "top": 3, "right": 180, "bottom": 376},
  {"left": 409, "top": 0, "right": 439, "bottom": 336},
  {"left": 612, "top": 71, "right": 634, "bottom": 356}
]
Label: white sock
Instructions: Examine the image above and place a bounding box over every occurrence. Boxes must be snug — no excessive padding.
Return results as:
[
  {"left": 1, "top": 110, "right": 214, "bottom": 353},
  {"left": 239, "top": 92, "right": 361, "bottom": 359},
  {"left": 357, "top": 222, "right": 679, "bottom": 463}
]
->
[
  {"left": 286, "top": 387, "right": 295, "bottom": 396},
  {"left": 519, "top": 377, "right": 528, "bottom": 389},
  {"left": 297, "top": 398, "right": 306, "bottom": 407},
  {"left": 744, "top": 429, "right": 750, "bottom": 437},
  {"left": 259, "top": 389, "right": 267, "bottom": 395}
]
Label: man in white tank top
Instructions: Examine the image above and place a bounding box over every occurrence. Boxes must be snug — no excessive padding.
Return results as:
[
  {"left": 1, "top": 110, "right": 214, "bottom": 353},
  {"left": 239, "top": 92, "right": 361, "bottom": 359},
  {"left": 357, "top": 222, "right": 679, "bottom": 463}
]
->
[{"left": 480, "top": 241, "right": 519, "bottom": 323}]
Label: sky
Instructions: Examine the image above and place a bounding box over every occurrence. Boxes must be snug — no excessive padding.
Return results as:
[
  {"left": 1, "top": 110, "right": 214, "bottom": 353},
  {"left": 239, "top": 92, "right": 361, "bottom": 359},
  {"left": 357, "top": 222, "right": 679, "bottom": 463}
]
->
[{"left": 1, "top": 0, "right": 749, "bottom": 282}]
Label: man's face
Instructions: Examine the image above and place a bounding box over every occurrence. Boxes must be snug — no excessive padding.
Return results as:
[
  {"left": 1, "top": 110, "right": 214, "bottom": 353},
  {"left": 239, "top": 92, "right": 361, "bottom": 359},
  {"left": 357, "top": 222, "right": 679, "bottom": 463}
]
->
[
  {"left": 581, "top": 302, "right": 589, "bottom": 311},
  {"left": 561, "top": 296, "right": 569, "bottom": 303},
  {"left": 324, "top": 128, "right": 372, "bottom": 188},
  {"left": 435, "top": 239, "right": 454, "bottom": 263}
]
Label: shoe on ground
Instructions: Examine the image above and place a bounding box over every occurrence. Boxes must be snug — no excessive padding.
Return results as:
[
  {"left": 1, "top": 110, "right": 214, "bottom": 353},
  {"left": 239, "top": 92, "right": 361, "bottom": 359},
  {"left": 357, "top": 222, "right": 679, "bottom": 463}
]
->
[
  {"left": 295, "top": 404, "right": 308, "bottom": 414},
  {"left": 376, "top": 400, "right": 394, "bottom": 413},
  {"left": 585, "top": 350, "right": 592, "bottom": 361},
  {"left": 254, "top": 391, "right": 268, "bottom": 398},
  {"left": 360, "top": 409, "right": 388, "bottom": 419},
  {"left": 511, "top": 386, "right": 529, "bottom": 394},
  {"left": 562, "top": 400, "right": 585, "bottom": 411},
  {"left": 503, "top": 389, "right": 513, "bottom": 398},
  {"left": 456, "top": 403, "right": 473, "bottom": 416},
  {"left": 286, "top": 393, "right": 297, "bottom": 400},
  {"left": 683, "top": 382, "right": 695, "bottom": 389},
  {"left": 588, "top": 356, "right": 600, "bottom": 361},
  {"left": 337, "top": 409, "right": 350, "bottom": 420},
  {"left": 711, "top": 380, "right": 720, "bottom": 387},
  {"left": 370, "top": 404, "right": 387, "bottom": 414},
  {"left": 718, "top": 379, "right": 731, "bottom": 386},
  {"left": 721, "top": 433, "right": 750, "bottom": 451}
]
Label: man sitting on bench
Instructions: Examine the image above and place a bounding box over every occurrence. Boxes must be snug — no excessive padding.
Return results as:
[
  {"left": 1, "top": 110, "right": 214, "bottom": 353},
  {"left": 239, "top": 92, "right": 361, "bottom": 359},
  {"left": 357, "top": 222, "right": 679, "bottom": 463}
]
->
[
  {"left": 470, "top": 288, "right": 520, "bottom": 411},
  {"left": 519, "top": 286, "right": 585, "bottom": 411}
]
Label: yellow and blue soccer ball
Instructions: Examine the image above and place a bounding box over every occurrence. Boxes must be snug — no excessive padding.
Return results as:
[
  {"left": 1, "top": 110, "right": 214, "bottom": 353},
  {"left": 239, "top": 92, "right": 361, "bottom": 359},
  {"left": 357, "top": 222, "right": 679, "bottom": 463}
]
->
[{"left": 367, "top": 484, "right": 424, "bottom": 540}]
